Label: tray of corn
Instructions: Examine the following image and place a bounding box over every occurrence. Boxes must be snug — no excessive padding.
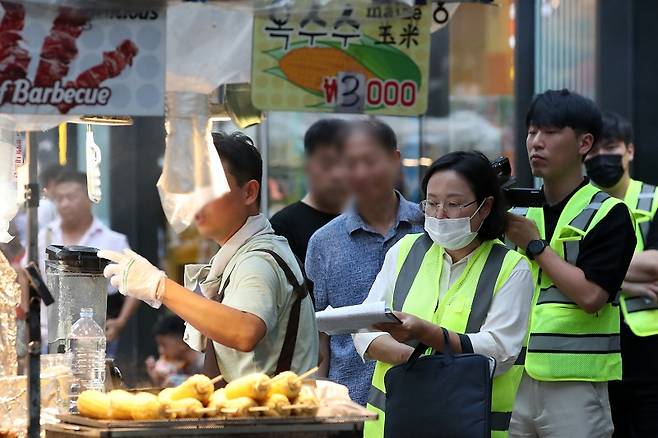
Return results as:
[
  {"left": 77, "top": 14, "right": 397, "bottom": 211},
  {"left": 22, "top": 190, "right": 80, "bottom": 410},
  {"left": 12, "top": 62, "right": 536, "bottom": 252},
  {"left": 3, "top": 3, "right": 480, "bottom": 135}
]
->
[{"left": 61, "top": 368, "right": 375, "bottom": 429}]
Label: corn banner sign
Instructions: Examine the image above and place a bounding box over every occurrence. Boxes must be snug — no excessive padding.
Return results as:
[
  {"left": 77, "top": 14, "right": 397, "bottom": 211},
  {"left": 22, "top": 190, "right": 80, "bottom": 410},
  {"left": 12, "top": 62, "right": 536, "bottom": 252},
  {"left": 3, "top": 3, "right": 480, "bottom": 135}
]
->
[{"left": 251, "top": 1, "right": 431, "bottom": 115}]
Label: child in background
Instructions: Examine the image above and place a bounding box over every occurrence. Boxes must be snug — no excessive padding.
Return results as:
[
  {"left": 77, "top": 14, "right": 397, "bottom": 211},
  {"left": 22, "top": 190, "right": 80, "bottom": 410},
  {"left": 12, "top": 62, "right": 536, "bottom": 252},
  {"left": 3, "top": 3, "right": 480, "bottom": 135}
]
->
[{"left": 146, "top": 314, "right": 203, "bottom": 387}]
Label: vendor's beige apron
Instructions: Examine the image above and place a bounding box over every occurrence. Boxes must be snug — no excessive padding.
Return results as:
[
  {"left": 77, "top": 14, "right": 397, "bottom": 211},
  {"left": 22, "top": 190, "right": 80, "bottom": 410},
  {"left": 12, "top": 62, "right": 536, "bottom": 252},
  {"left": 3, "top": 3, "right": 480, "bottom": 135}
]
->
[{"left": 202, "top": 249, "right": 309, "bottom": 389}]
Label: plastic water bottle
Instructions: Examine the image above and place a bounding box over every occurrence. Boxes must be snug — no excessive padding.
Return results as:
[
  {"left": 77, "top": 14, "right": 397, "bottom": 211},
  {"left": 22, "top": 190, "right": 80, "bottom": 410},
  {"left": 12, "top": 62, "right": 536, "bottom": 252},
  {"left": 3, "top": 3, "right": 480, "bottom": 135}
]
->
[{"left": 67, "top": 308, "right": 106, "bottom": 412}]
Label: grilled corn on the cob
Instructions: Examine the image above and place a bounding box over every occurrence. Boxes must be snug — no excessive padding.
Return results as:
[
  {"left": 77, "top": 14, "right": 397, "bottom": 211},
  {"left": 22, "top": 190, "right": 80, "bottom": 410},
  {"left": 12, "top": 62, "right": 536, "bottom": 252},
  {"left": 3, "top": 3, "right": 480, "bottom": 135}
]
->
[
  {"left": 108, "top": 390, "right": 135, "bottom": 420},
  {"left": 207, "top": 388, "right": 228, "bottom": 412},
  {"left": 130, "top": 392, "right": 164, "bottom": 420},
  {"left": 225, "top": 373, "right": 271, "bottom": 401},
  {"left": 165, "top": 397, "right": 204, "bottom": 419},
  {"left": 223, "top": 396, "right": 258, "bottom": 418},
  {"left": 268, "top": 371, "right": 302, "bottom": 400},
  {"left": 262, "top": 393, "right": 291, "bottom": 417},
  {"left": 292, "top": 386, "right": 319, "bottom": 417},
  {"left": 167, "top": 374, "right": 214, "bottom": 405},
  {"left": 77, "top": 390, "right": 112, "bottom": 420}
]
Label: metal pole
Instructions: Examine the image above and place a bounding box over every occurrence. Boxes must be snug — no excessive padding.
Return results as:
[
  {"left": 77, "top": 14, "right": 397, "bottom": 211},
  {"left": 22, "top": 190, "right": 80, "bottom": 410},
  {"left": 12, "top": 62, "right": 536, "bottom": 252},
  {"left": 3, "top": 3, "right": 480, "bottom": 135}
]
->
[{"left": 25, "top": 131, "right": 41, "bottom": 438}]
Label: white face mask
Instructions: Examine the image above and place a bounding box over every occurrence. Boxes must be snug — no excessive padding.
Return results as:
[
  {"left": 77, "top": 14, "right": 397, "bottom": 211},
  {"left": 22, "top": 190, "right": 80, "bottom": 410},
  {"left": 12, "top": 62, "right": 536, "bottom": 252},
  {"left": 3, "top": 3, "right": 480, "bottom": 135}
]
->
[{"left": 424, "top": 201, "right": 485, "bottom": 250}]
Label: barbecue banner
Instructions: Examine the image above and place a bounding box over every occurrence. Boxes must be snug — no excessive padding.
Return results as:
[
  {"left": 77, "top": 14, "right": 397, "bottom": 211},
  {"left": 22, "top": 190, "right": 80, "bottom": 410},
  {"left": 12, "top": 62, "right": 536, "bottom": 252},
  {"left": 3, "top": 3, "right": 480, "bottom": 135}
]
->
[
  {"left": 0, "top": 3, "right": 165, "bottom": 116},
  {"left": 251, "top": 1, "right": 431, "bottom": 115}
]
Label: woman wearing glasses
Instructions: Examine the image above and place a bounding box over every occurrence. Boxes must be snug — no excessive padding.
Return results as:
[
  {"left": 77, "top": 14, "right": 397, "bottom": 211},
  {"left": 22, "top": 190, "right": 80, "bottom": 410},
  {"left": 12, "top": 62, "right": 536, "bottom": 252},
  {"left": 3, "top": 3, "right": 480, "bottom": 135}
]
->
[{"left": 353, "top": 151, "right": 534, "bottom": 438}]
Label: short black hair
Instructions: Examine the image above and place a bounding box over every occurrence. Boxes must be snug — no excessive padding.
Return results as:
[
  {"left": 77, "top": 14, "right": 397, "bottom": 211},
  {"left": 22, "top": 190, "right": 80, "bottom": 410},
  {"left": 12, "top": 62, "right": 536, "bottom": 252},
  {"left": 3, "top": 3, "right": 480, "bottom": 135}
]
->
[
  {"left": 55, "top": 169, "right": 87, "bottom": 188},
  {"left": 526, "top": 89, "right": 603, "bottom": 145},
  {"left": 304, "top": 118, "right": 347, "bottom": 155},
  {"left": 39, "top": 164, "right": 64, "bottom": 187},
  {"left": 599, "top": 111, "right": 633, "bottom": 145},
  {"left": 421, "top": 151, "right": 507, "bottom": 241},
  {"left": 212, "top": 131, "right": 263, "bottom": 204},
  {"left": 153, "top": 314, "right": 186, "bottom": 337},
  {"left": 340, "top": 119, "right": 397, "bottom": 152}
]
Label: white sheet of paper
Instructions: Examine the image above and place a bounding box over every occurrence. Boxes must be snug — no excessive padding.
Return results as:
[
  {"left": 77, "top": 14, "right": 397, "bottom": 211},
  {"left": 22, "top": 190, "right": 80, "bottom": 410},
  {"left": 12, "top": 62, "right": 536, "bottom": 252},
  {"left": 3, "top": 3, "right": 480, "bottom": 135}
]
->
[{"left": 316, "top": 301, "right": 400, "bottom": 335}]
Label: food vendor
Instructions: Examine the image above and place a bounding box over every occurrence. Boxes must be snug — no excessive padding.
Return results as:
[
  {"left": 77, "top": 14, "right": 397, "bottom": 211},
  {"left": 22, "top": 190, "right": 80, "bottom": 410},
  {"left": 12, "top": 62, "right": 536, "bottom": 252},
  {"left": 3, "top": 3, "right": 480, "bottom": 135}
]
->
[{"left": 99, "top": 131, "right": 319, "bottom": 383}]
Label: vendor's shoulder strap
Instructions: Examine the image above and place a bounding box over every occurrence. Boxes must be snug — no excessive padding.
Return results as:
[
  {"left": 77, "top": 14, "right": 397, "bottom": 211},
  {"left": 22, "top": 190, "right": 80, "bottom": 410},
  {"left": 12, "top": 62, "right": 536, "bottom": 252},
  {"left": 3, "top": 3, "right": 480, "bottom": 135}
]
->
[
  {"left": 250, "top": 248, "right": 308, "bottom": 374},
  {"left": 204, "top": 248, "right": 309, "bottom": 378}
]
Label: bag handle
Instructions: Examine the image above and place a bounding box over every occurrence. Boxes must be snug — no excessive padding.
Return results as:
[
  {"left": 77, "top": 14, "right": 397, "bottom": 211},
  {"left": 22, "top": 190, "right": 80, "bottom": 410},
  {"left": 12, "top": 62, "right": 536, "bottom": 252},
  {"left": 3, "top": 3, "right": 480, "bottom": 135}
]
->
[{"left": 405, "top": 327, "right": 453, "bottom": 369}]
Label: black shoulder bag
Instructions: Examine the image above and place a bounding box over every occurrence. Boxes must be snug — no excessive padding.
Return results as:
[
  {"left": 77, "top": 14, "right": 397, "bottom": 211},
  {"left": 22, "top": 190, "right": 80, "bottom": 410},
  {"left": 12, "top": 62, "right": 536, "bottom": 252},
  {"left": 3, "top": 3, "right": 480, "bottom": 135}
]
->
[{"left": 383, "top": 328, "right": 496, "bottom": 438}]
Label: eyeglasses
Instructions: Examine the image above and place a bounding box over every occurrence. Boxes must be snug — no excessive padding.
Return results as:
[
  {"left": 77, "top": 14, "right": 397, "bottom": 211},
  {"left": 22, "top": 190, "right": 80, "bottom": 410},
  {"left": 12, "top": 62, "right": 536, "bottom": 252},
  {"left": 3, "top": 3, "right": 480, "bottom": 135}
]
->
[{"left": 420, "top": 199, "right": 478, "bottom": 218}]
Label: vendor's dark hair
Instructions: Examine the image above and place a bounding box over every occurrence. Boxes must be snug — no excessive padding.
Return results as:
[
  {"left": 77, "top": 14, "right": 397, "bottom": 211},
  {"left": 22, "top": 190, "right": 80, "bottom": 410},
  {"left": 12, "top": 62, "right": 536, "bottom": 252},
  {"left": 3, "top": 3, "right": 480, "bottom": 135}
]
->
[
  {"left": 339, "top": 118, "right": 397, "bottom": 152},
  {"left": 526, "top": 89, "right": 602, "bottom": 145},
  {"left": 153, "top": 314, "right": 185, "bottom": 337},
  {"left": 212, "top": 131, "right": 262, "bottom": 204},
  {"left": 421, "top": 151, "right": 506, "bottom": 241},
  {"left": 55, "top": 169, "right": 87, "bottom": 188},
  {"left": 39, "top": 164, "right": 63, "bottom": 187},
  {"left": 599, "top": 111, "right": 633, "bottom": 145},
  {"left": 304, "top": 118, "right": 347, "bottom": 156}
]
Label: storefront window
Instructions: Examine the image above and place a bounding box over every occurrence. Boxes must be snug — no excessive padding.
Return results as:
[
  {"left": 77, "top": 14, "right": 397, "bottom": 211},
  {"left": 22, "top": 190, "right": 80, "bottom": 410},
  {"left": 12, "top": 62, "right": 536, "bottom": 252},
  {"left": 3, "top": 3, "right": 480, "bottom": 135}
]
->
[{"left": 534, "top": 0, "right": 597, "bottom": 97}]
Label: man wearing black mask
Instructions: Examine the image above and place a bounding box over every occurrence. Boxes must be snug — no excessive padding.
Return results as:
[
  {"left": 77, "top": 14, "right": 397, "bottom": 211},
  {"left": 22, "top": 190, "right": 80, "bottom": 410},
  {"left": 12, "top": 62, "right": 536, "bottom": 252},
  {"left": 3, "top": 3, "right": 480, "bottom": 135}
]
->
[{"left": 585, "top": 111, "right": 658, "bottom": 438}]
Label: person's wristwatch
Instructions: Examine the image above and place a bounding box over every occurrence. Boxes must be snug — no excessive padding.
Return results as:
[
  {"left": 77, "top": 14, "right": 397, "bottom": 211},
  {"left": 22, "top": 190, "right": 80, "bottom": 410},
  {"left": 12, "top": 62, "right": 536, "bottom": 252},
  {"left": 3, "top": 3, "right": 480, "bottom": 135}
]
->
[{"left": 526, "top": 239, "right": 549, "bottom": 260}]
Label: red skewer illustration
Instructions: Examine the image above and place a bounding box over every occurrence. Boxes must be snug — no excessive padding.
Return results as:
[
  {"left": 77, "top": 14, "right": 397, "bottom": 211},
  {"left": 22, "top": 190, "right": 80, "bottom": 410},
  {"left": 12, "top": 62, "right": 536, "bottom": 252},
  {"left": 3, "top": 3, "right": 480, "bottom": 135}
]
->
[
  {"left": 34, "top": 7, "right": 89, "bottom": 87},
  {"left": 0, "top": 2, "right": 29, "bottom": 103},
  {"left": 58, "top": 39, "right": 138, "bottom": 113}
]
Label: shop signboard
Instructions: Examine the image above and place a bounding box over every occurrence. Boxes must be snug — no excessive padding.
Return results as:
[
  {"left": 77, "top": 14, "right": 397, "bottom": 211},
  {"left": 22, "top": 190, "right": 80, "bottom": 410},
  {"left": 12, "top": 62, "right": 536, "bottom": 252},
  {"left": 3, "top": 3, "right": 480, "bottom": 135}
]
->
[
  {"left": 0, "top": 3, "right": 165, "bottom": 116},
  {"left": 252, "top": 1, "right": 431, "bottom": 115}
]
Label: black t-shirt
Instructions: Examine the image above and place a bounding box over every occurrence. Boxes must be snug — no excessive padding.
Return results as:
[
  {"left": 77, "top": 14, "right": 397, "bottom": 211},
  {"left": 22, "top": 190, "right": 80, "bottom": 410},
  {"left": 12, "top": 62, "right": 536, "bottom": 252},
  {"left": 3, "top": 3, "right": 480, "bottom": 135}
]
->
[
  {"left": 270, "top": 201, "right": 339, "bottom": 262},
  {"left": 542, "top": 178, "right": 637, "bottom": 300}
]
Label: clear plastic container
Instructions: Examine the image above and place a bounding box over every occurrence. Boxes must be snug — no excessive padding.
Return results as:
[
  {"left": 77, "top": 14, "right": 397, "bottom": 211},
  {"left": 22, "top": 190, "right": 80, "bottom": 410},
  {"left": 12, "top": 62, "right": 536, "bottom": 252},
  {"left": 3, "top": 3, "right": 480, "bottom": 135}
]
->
[
  {"left": 45, "top": 245, "right": 109, "bottom": 353},
  {"left": 67, "top": 308, "right": 106, "bottom": 413}
]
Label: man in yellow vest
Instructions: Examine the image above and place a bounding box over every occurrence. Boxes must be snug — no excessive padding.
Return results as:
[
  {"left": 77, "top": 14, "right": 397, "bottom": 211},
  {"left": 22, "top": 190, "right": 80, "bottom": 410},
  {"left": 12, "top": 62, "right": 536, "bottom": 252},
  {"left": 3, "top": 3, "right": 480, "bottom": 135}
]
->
[
  {"left": 506, "top": 90, "right": 637, "bottom": 438},
  {"left": 584, "top": 111, "right": 658, "bottom": 437}
]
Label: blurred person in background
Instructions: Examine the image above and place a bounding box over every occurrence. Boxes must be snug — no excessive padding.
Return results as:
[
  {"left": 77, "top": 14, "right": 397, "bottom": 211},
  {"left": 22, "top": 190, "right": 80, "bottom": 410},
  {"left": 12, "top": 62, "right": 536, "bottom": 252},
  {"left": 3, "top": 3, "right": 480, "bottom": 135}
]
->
[
  {"left": 13, "top": 163, "right": 63, "bottom": 247},
  {"left": 305, "top": 119, "right": 423, "bottom": 405},
  {"left": 146, "top": 314, "right": 203, "bottom": 387},
  {"left": 36, "top": 170, "right": 139, "bottom": 356},
  {"left": 38, "top": 164, "right": 63, "bottom": 231},
  {"left": 584, "top": 112, "right": 658, "bottom": 437},
  {"left": 271, "top": 118, "right": 348, "bottom": 262}
]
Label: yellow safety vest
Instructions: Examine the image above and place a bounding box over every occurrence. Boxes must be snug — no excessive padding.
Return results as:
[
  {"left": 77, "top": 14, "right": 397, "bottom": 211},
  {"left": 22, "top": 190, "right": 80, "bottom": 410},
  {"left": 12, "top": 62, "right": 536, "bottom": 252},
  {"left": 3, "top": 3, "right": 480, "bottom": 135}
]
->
[
  {"left": 364, "top": 235, "right": 527, "bottom": 438},
  {"left": 510, "top": 183, "right": 627, "bottom": 381},
  {"left": 620, "top": 179, "right": 658, "bottom": 336}
]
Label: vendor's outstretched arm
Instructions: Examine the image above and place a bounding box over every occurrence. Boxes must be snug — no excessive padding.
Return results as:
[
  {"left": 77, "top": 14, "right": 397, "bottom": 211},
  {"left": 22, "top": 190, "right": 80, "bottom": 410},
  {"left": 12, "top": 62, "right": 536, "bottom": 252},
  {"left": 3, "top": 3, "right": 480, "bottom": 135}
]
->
[
  {"left": 162, "top": 279, "right": 266, "bottom": 352},
  {"left": 99, "top": 248, "right": 267, "bottom": 352}
]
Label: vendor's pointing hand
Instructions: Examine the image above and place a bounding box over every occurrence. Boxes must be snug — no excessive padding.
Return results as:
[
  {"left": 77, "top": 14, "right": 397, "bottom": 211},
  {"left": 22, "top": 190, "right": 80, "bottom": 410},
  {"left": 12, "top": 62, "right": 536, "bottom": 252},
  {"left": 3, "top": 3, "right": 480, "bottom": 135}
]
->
[{"left": 98, "top": 249, "right": 166, "bottom": 309}]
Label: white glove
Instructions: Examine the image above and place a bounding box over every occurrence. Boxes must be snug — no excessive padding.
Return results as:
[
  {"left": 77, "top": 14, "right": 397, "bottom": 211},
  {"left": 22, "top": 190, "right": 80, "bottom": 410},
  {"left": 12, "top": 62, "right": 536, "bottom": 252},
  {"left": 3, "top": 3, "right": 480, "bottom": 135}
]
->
[{"left": 98, "top": 249, "right": 166, "bottom": 309}]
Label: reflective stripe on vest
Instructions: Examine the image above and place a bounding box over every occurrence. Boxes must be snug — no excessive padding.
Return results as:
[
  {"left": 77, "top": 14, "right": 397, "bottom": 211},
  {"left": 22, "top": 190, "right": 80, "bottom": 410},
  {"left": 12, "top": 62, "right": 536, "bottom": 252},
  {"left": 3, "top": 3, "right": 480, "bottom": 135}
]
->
[
  {"left": 528, "top": 333, "right": 621, "bottom": 354},
  {"left": 536, "top": 286, "right": 574, "bottom": 305},
  {"left": 392, "top": 234, "right": 433, "bottom": 312},
  {"left": 366, "top": 238, "right": 523, "bottom": 436},
  {"left": 624, "top": 296, "right": 658, "bottom": 313},
  {"left": 638, "top": 183, "right": 654, "bottom": 246},
  {"left": 562, "top": 191, "right": 609, "bottom": 265}
]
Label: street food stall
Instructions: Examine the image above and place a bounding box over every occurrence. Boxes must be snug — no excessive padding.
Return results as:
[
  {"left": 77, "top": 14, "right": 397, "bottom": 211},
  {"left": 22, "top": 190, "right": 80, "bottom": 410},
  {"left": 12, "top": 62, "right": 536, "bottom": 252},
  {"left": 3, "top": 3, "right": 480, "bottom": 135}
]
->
[{"left": 0, "top": 0, "right": 467, "bottom": 436}]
